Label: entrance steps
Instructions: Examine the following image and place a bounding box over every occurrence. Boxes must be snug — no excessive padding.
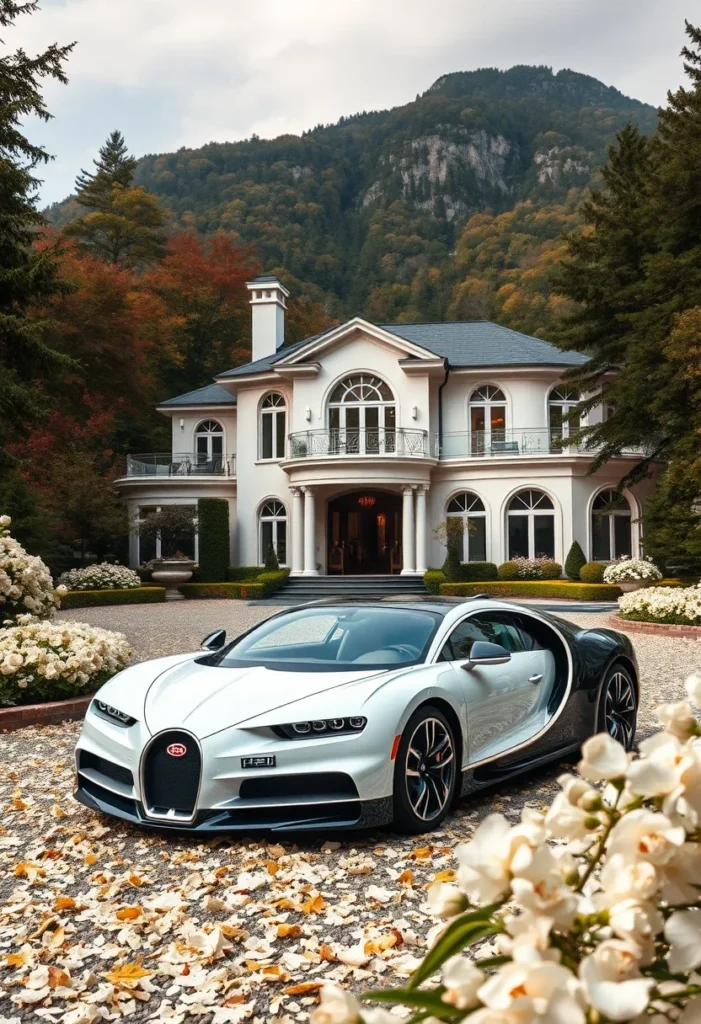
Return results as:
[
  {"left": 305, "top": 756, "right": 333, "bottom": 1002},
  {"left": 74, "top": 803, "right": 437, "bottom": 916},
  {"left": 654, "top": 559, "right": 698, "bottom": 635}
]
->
[{"left": 275, "top": 574, "right": 427, "bottom": 603}]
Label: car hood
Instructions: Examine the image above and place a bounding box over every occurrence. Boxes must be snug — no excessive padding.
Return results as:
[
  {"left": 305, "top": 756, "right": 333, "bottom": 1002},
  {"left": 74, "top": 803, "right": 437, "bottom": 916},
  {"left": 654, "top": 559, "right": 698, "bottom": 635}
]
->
[{"left": 142, "top": 658, "right": 395, "bottom": 737}]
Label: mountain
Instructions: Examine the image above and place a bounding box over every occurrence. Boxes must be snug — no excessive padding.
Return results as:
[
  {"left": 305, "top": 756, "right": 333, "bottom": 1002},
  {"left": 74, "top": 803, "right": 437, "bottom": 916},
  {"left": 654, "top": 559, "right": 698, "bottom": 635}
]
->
[{"left": 48, "top": 65, "right": 657, "bottom": 323}]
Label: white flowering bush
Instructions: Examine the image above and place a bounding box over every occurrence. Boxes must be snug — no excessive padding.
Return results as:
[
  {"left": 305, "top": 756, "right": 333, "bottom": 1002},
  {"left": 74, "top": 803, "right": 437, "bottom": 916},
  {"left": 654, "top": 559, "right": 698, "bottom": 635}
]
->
[
  {"left": 604, "top": 556, "right": 663, "bottom": 584},
  {"left": 0, "top": 514, "right": 64, "bottom": 621},
  {"left": 316, "top": 675, "right": 701, "bottom": 1024},
  {"left": 0, "top": 619, "right": 131, "bottom": 706},
  {"left": 619, "top": 584, "right": 701, "bottom": 626},
  {"left": 57, "top": 562, "right": 141, "bottom": 591}
]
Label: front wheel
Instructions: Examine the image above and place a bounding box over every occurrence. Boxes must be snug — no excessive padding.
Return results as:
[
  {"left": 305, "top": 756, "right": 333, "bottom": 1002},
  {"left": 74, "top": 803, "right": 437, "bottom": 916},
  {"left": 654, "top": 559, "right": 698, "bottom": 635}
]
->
[
  {"left": 599, "top": 663, "right": 637, "bottom": 750},
  {"left": 392, "top": 705, "right": 458, "bottom": 834}
]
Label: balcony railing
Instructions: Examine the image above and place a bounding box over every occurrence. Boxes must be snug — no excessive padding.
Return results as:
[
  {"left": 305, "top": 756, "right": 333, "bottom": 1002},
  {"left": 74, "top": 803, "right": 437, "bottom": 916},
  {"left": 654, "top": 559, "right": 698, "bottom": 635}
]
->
[
  {"left": 440, "top": 430, "right": 642, "bottom": 459},
  {"left": 124, "top": 453, "right": 236, "bottom": 477},
  {"left": 287, "top": 428, "right": 431, "bottom": 459}
]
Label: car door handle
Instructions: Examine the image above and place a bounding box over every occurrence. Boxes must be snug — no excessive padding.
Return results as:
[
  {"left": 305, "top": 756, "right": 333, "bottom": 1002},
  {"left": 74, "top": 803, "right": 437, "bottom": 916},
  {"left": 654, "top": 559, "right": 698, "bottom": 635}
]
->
[{"left": 529, "top": 674, "right": 543, "bottom": 684}]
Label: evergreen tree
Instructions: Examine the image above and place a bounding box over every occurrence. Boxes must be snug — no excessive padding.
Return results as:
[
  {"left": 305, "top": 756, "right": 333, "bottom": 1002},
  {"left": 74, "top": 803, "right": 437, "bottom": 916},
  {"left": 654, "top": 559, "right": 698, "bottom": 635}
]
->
[
  {"left": 564, "top": 541, "right": 587, "bottom": 581},
  {"left": 74, "top": 130, "right": 137, "bottom": 212},
  {"left": 65, "top": 130, "right": 165, "bottom": 267},
  {"left": 0, "top": 0, "right": 74, "bottom": 470}
]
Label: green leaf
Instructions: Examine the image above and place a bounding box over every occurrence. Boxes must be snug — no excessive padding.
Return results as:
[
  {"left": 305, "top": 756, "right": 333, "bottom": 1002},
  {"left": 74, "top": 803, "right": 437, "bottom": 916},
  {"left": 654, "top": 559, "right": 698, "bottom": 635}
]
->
[
  {"left": 406, "top": 905, "right": 500, "bottom": 990},
  {"left": 362, "top": 987, "right": 458, "bottom": 1021}
]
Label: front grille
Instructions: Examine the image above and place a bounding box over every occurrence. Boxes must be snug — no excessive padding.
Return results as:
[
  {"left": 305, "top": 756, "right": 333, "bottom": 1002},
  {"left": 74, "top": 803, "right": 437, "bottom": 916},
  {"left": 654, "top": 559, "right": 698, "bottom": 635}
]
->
[
  {"left": 239, "top": 772, "right": 358, "bottom": 802},
  {"left": 79, "top": 750, "right": 134, "bottom": 788},
  {"left": 142, "top": 731, "right": 201, "bottom": 817}
]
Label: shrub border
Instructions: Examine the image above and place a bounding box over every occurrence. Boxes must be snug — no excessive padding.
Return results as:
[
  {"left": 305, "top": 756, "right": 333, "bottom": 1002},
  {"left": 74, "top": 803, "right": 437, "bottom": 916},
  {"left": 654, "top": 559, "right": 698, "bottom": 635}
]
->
[
  {"left": 59, "top": 586, "right": 166, "bottom": 609},
  {"left": 0, "top": 694, "right": 94, "bottom": 732},
  {"left": 178, "top": 582, "right": 264, "bottom": 600},
  {"left": 609, "top": 614, "right": 701, "bottom": 638},
  {"left": 440, "top": 580, "right": 622, "bottom": 601}
]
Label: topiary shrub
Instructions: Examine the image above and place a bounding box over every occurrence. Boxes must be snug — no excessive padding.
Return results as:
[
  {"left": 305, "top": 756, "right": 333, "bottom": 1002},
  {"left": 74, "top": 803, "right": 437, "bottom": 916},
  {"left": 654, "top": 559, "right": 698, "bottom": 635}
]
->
[
  {"left": 498, "top": 561, "right": 520, "bottom": 580},
  {"left": 540, "top": 560, "right": 563, "bottom": 580},
  {"left": 436, "top": 518, "right": 462, "bottom": 582},
  {"left": 458, "top": 561, "right": 498, "bottom": 582},
  {"left": 580, "top": 561, "right": 606, "bottom": 583},
  {"left": 424, "top": 570, "right": 447, "bottom": 594},
  {"left": 197, "top": 498, "right": 230, "bottom": 582},
  {"left": 264, "top": 543, "right": 280, "bottom": 571},
  {"left": 565, "top": 541, "right": 587, "bottom": 581}
]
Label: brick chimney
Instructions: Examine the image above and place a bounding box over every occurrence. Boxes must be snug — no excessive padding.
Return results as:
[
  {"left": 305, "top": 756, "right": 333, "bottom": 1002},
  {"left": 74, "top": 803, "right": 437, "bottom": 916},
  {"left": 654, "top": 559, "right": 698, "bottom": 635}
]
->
[{"left": 246, "top": 276, "right": 289, "bottom": 362}]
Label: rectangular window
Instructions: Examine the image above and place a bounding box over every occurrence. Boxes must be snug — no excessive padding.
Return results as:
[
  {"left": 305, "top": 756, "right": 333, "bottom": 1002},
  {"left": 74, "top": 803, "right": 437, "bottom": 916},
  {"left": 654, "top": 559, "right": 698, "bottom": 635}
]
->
[
  {"left": 614, "top": 516, "right": 632, "bottom": 558},
  {"left": 468, "top": 517, "right": 487, "bottom": 561},
  {"left": 592, "top": 515, "right": 611, "bottom": 561},
  {"left": 508, "top": 515, "right": 529, "bottom": 559},
  {"left": 365, "top": 406, "right": 379, "bottom": 453},
  {"left": 275, "top": 411, "right": 286, "bottom": 459},
  {"left": 534, "top": 515, "right": 555, "bottom": 559},
  {"left": 276, "top": 521, "right": 287, "bottom": 564},
  {"left": 261, "top": 415, "right": 273, "bottom": 460},
  {"left": 261, "top": 521, "right": 273, "bottom": 562},
  {"left": 384, "top": 405, "right": 396, "bottom": 453}
]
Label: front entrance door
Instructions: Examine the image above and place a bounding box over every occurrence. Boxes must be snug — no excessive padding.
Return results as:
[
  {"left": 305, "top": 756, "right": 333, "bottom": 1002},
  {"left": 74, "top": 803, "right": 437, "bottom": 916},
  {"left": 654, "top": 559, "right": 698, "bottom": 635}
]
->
[{"left": 327, "top": 491, "right": 402, "bottom": 574}]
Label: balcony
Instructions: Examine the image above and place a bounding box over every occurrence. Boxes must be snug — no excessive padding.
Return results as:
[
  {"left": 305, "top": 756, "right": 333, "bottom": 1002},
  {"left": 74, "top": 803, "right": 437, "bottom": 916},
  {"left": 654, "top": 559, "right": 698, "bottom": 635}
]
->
[
  {"left": 124, "top": 453, "right": 236, "bottom": 477},
  {"left": 440, "top": 429, "right": 639, "bottom": 459},
  {"left": 287, "top": 428, "right": 432, "bottom": 460}
]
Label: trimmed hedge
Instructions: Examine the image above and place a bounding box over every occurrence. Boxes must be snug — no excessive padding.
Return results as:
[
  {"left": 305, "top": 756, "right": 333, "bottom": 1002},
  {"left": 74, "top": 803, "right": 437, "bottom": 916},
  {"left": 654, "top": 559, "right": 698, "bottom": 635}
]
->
[
  {"left": 461, "top": 561, "right": 498, "bottom": 582},
  {"left": 178, "top": 582, "right": 264, "bottom": 600},
  {"left": 197, "top": 498, "right": 230, "bottom": 583},
  {"left": 439, "top": 580, "right": 622, "bottom": 601},
  {"left": 227, "top": 566, "right": 264, "bottom": 582},
  {"left": 257, "top": 569, "right": 291, "bottom": 597},
  {"left": 580, "top": 562, "right": 606, "bottom": 583},
  {"left": 59, "top": 586, "right": 166, "bottom": 609},
  {"left": 497, "top": 561, "right": 520, "bottom": 580},
  {"left": 424, "top": 570, "right": 446, "bottom": 594}
]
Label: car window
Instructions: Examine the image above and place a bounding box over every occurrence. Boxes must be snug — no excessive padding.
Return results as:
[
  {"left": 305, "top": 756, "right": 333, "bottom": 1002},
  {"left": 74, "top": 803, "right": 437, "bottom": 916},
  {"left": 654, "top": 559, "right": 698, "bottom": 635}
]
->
[
  {"left": 443, "top": 618, "right": 490, "bottom": 661},
  {"left": 514, "top": 615, "right": 545, "bottom": 652},
  {"left": 470, "top": 612, "right": 526, "bottom": 654}
]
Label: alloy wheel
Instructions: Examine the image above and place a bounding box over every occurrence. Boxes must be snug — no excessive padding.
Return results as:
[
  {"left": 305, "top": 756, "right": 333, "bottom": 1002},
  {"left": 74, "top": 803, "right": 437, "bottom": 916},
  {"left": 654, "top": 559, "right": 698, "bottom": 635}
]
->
[
  {"left": 604, "top": 670, "right": 637, "bottom": 749},
  {"left": 405, "top": 717, "right": 456, "bottom": 821}
]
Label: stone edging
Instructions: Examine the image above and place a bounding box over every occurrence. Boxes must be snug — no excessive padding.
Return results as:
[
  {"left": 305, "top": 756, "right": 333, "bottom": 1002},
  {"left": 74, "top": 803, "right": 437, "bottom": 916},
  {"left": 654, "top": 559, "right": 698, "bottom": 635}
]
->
[
  {"left": 608, "top": 615, "right": 701, "bottom": 638},
  {"left": 0, "top": 694, "right": 94, "bottom": 732}
]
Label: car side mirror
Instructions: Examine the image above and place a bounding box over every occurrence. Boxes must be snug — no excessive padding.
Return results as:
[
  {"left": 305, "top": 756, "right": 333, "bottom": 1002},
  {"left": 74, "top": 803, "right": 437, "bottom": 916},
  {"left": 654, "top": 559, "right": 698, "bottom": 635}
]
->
[
  {"left": 201, "top": 629, "right": 227, "bottom": 651},
  {"left": 461, "top": 640, "right": 511, "bottom": 670}
]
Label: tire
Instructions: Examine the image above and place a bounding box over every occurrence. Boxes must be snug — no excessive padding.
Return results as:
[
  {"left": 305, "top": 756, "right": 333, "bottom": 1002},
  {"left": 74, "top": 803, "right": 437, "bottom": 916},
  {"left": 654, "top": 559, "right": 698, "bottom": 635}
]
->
[
  {"left": 598, "top": 663, "right": 637, "bottom": 751},
  {"left": 392, "top": 705, "right": 458, "bottom": 834}
]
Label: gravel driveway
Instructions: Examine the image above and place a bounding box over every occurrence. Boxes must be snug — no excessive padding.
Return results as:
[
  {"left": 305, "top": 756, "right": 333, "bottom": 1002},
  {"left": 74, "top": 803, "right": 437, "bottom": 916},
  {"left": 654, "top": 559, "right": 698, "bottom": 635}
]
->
[{"left": 0, "top": 602, "right": 698, "bottom": 1022}]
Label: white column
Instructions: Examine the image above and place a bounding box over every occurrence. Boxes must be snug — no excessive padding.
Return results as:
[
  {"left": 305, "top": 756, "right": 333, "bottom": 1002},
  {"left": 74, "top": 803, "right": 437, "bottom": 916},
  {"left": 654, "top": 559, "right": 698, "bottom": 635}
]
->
[
  {"left": 401, "top": 486, "right": 416, "bottom": 575},
  {"left": 415, "top": 485, "right": 428, "bottom": 574},
  {"left": 290, "top": 488, "right": 304, "bottom": 576},
  {"left": 303, "top": 486, "right": 318, "bottom": 575}
]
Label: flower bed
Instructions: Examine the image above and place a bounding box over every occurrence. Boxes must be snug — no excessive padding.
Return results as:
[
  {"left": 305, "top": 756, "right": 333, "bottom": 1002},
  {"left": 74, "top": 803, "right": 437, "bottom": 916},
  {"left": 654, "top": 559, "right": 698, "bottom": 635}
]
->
[
  {"left": 618, "top": 583, "right": 701, "bottom": 625},
  {"left": 59, "top": 586, "right": 166, "bottom": 609},
  {"left": 0, "top": 619, "right": 131, "bottom": 707},
  {"left": 440, "top": 580, "right": 621, "bottom": 600},
  {"left": 57, "top": 562, "right": 142, "bottom": 591},
  {"left": 498, "top": 557, "right": 563, "bottom": 580},
  {"left": 603, "top": 555, "right": 662, "bottom": 584}
]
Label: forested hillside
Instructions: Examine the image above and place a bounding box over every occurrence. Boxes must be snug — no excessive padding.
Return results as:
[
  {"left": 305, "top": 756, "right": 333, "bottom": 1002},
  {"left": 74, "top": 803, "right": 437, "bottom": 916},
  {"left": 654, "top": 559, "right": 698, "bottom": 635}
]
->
[{"left": 49, "top": 65, "right": 656, "bottom": 328}]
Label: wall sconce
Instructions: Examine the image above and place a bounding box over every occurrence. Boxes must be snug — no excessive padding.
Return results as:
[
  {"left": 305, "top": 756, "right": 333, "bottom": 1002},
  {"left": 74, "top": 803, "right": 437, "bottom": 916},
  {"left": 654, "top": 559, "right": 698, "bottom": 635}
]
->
[
  {"left": 179, "top": 418, "right": 185, "bottom": 430},
  {"left": 411, "top": 405, "right": 418, "bottom": 420},
  {"left": 305, "top": 407, "right": 312, "bottom": 422}
]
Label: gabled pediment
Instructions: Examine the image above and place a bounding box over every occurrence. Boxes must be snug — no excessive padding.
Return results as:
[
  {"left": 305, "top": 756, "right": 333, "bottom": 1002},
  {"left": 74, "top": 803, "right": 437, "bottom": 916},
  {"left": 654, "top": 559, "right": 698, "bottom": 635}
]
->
[{"left": 274, "top": 317, "right": 439, "bottom": 367}]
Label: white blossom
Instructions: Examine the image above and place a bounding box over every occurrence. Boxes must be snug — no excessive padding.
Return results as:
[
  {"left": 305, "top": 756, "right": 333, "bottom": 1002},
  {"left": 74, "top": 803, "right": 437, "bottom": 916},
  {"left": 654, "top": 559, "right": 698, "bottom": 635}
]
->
[
  {"left": 665, "top": 910, "right": 701, "bottom": 973},
  {"left": 441, "top": 956, "right": 484, "bottom": 1009},
  {"left": 579, "top": 940, "right": 654, "bottom": 1021},
  {"left": 58, "top": 563, "right": 142, "bottom": 592},
  {"left": 456, "top": 810, "right": 544, "bottom": 905},
  {"left": 311, "top": 985, "right": 361, "bottom": 1024},
  {"left": 578, "top": 733, "right": 629, "bottom": 782},
  {"left": 0, "top": 516, "right": 61, "bottom": 621},
  {"left": 427, "top": 881, "right": 468, "bottom": 919},
  {"left": 618, "top": 585, "right": 701, "bottom": 626},
  {"left": 603, "top": 556, "right": 662, "bottom": 584}
]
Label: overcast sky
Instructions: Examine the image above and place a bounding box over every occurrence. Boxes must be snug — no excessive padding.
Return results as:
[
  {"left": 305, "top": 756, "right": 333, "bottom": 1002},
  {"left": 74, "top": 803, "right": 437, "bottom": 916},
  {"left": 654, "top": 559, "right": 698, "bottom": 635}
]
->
[{"left": 11, "top": 0, "right": 693, "bottom": 205}]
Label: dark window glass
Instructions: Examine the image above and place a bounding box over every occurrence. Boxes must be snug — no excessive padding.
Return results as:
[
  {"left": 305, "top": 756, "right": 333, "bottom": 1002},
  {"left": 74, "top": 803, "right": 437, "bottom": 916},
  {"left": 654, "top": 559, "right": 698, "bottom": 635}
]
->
[
  {"left": 211, "top": 434, "right": 223, "bottom": 457},
  {"left": 445, "top": 619, "right": 490, "bottom": 660},
  {"left": 614, "top": 515, "right": 632, "bottom": 558},
  {"left": 534, "top": 515, "right": 555, "bottom": 559},
  {"left": 261, "top": 520, "right": 273, "bottom": 559},
  {"left": 276, "top": 521, "right": 287, "bottom": 563},
  {"left": 509, "top": 515, "right": 529, "bottom": 559},
  {"left": 515, "top": 615, "right": 546, "bottom": 651},
  {"left": 197, "top": 435, "right": 208, "bottom": 456},
  {"left": 469, "top": 517, "right": 487, "bottom": 561},
  {"left": 275, "top": 411, "right": 286, "bottom": 459},
  {"left": 471, "top": 613, "right": 526, "bottom": 653},
  {"left": 592, "top": 514, "right": 611, "bottom": 561},
  {"left": 262, "top": 415, "right": 273, "bottom": 459}
]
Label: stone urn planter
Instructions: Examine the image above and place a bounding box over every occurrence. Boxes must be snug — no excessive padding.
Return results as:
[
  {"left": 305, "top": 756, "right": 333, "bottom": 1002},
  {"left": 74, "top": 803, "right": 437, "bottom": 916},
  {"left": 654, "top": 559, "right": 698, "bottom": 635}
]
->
[
  {"left": 618, "top": 580, "right": 648, "bottom": 592},
  {"left": 151, "top": 560, "right": 194, "bottom": 600}
]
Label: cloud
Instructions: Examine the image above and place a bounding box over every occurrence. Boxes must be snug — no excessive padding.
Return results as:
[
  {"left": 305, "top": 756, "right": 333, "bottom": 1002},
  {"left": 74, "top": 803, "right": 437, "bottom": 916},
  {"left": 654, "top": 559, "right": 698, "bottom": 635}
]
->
[{"left": 11, "top": 0, "right": 690, "bottom": 204}]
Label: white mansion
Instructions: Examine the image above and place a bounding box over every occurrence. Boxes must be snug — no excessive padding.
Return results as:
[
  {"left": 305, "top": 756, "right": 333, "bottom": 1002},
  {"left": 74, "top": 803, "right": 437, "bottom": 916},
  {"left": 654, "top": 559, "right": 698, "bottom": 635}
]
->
[{"left": 117, "top": 276, "right": 654, "bottom": 575}]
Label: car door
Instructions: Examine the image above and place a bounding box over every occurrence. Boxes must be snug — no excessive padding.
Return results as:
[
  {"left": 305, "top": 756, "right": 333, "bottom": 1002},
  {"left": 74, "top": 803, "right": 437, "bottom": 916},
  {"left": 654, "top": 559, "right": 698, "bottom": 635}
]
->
[{"left": 440, "top": 611, "right": 544, "bottom": 764}]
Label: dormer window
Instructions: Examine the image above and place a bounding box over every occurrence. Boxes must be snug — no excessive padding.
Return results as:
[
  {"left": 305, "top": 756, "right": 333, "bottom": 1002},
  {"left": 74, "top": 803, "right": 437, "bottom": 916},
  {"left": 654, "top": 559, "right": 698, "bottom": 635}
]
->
[
  {"left": 195, "top": 420, "right": 223, "bottom": 467},
  {"left": 260, "top": 392, "right": 287, "bottom": 460}
]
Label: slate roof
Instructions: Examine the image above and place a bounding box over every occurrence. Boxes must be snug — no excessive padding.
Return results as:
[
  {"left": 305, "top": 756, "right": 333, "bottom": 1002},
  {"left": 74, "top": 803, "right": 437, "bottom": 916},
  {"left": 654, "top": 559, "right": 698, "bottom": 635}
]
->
[
  {"left": 158, "top": 383, "right": 237, "bottom": 407},
  {"left": 216, "top": 336, "right": 319, "bottom": 378},
  {"left": 381, "top": 322, "right": 589, "bottom": 367}
]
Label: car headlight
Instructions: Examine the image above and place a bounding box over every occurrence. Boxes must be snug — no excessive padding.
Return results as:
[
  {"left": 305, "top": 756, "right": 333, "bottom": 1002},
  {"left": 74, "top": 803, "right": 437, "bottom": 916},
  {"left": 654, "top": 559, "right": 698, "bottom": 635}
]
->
[
  {"left": 92, "top": 700, "right": 136, "bottom": 727},
  {"left": 273, "top": 717, "right": 367, "bottom": 739}
]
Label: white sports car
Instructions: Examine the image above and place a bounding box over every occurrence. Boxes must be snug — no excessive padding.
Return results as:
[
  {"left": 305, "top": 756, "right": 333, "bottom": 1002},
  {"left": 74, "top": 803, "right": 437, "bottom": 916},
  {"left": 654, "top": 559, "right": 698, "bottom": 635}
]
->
[{"left": 74, "top": 597, "right": 638, "bottom": 835}]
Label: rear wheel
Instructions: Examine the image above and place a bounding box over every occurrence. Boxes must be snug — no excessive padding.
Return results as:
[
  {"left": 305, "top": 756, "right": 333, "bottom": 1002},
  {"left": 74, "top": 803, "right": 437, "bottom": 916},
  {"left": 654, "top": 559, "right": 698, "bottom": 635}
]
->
[
  {"left": 392, "top": 706, "right": 458, "bottom": 834},
  {"left": 599, "top": 664, "right": 637, "bottom": 750}
]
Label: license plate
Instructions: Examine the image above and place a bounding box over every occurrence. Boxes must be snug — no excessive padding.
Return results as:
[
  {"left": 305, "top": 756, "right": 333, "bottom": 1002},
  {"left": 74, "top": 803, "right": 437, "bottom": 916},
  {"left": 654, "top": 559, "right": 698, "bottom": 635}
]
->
[{"left": 241, "top": 756, "right": 276, "bottom": 769}]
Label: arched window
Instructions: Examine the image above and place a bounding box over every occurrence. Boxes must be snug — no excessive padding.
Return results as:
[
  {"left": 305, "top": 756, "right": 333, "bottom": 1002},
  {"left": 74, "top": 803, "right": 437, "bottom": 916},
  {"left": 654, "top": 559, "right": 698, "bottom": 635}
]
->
[
  {"left": 259, "top": 499, "right": 287, "bottom": 565},
  {"left": 592, "top": 490, "right": 632, "bottom": 561},
  {"left": 447, "top": 492, "right": 487, "bottom": 562},
  {"left": 549, "top": 386, "right": 580, "bottom": 446},
  {"left": 260, "top": 393, "right": 286, "bottom": 460},
  {"left": 328, "top": 374, "right": 396, "bottom": 454},
  {"left": 469, "top": 385, "right": 506, "bottom": 456},
  {"left": 195, "top": 420, "right": 223, "bottom": 466},
  {"left": 507, "top": 489, "right": 555, "bottom": 560}
]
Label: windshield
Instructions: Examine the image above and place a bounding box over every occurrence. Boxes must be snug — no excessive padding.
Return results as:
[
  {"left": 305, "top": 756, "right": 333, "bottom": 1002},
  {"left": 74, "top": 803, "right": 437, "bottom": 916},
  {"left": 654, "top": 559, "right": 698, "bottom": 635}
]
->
[{"left": 207, "top": 606, "right": 440, "bottom": 672}]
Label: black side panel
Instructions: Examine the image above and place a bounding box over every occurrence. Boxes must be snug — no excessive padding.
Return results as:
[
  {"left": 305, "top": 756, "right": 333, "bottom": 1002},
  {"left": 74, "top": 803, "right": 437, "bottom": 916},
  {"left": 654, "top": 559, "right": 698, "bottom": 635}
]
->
[{"left": 142, "top": 731, "right": 201, "bottom": 815}]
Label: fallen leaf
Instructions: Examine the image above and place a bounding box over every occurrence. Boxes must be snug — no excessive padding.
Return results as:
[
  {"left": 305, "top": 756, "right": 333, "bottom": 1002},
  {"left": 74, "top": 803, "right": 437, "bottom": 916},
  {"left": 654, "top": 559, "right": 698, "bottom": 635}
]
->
[
  {"left": 284, "top": 981, "right": 324, "bottom": 996},
  {"left": 409, "top": 846, "right": 433, "bottom": 861},
  {"left": 319, "top": 944, "right": 337, "bottom": 962},
  {"left": 84, "top": 853, "right": 98, "bottom": 866},
  {"left": 48, "top": 966, "right": 71, "bottom": 989},
  {"left": 116, "top": 906, "right": 143, "bottom": 921},
  {"left": 265, "top": 860, "right": 281, "bottom": 876},
  {"left": 277, "top": 924, "right": 302, "bottom": 938},
  {"left": 6, "top": 952, "right": 26, "bottom": 967},
  {"left": 398, "top": 869, "right": 414, "bottom": 886},
  {"left": 364, "top": 934, "right": 398, "bottom": 955},
  {"left": 300, "top": 894, "right": 326, "bottom": 915},
  {"left": 104, "top": 963, "right": 151, "bottom": 987},
  {"left": 434, "top": 869, "right": 456, "bottom": 883},
  {"left": 53, "top": 896, "right": 76, "bottom": 911}
]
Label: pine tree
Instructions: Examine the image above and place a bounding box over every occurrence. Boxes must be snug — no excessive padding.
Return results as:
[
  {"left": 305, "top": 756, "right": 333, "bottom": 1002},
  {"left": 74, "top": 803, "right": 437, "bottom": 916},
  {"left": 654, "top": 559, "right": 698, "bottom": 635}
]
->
[
  {"left": 0, "top": 0, "right": 74, "bottom": 470},
  {"left": 74, "top": 130, "right": 137, "bottom": 212},
  {"left": 564, "top": 541, "right": 587, "bottom": 581}
]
